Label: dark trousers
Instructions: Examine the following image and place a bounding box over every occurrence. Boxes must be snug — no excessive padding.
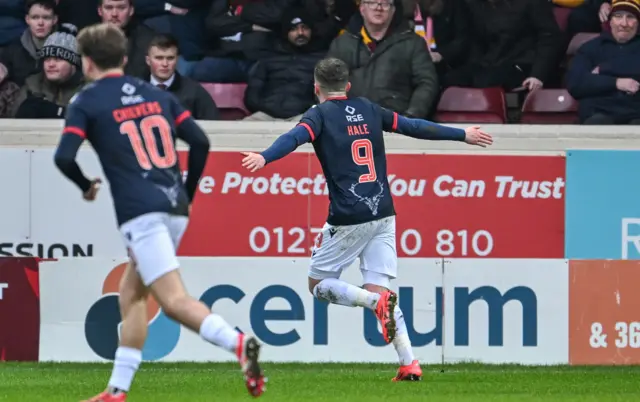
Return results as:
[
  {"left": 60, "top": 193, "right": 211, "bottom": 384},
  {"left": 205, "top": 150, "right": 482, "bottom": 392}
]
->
[
  {"left": 442, "top": 63, "right": 530, "bottom": 91},
  {"left": 583, "top": 113, "right": 640, "bottom": 125}
]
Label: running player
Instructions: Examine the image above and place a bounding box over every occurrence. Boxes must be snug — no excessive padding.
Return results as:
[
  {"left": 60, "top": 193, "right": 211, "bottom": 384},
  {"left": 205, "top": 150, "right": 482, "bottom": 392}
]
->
[
  {"left": 241, "top": 57, "right": 493, "bottom": 381},
  {"left": 53, "top": 23, "right": 266, "bottom": 401}
]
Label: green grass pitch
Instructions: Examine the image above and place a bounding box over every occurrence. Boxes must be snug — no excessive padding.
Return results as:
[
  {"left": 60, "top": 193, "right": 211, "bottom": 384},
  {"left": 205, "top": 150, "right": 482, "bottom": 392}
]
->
[{"left": 0, "top": 362, "right": 639, "bottom": 401}]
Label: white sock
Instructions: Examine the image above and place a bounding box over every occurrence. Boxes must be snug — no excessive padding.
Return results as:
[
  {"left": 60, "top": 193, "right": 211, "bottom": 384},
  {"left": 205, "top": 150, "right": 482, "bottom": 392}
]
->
[
  {"left": 199, "top": 313, "right": 240, "bottom": 354},
  {"left": 313, "top": 278, "right": 380, "bottom": 309},
  {"left": 108, "top": 346, "right": 142, "bottom": 392},
  {"left": 392, "top": 305, "right": 415, "bottom": 366}
]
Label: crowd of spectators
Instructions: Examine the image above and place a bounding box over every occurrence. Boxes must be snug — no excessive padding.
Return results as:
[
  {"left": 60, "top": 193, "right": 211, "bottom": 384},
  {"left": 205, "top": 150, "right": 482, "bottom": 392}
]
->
[{"left": 0, "top": 0, "right": 638, "bottom": 124}]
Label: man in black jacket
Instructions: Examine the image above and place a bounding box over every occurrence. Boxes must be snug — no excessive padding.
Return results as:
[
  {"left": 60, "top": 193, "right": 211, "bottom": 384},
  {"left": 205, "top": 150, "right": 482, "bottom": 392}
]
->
[
  {"left": 145, "top": 33, "right": 219, "bottom": 120},
  {"left": 133, "top": 0, "right": 209, "bottom": 76},
  {"left": 98, "top": 0, "right": 156, "bottom": 78},
  {"left": 244, "top": 9, "right": 323, "bottom": 120},
  {"left": 442, "top": 0, "right": 563, "bottom": 91}
]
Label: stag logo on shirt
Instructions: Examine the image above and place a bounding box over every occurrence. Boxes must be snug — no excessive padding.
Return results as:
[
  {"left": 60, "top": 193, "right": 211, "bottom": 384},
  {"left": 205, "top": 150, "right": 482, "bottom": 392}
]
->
[{"left": 348, "top": 181, "right": 385, "bottom": 215}]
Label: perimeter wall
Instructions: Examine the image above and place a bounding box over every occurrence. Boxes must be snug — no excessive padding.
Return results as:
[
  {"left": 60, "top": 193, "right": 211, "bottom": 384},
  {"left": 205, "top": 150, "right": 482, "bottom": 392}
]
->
[{"left": 1, "top": 121, "right": 639, "bottom": 365}]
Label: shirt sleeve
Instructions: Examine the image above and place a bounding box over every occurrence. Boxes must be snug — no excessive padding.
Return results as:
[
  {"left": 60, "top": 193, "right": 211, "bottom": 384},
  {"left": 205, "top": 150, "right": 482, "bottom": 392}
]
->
[
  {"left": 170, "top": 95, "right": 193, "bottom": 128},
  {"left": 170, "top": 97, "right": 210, "bottom": 203},
  {"left": 297, "top": 106, "right": 324, "bottom": 141},
  {"left": 372, "top": 102, "right": 399, "bottom": 132},
  {"left": 372, "top": 101, "right": 465, "bottom": 141},
  {"left": 55, "top": 98, "right": 92, "bottom": 192},
  {"left": 62, "top": 99, "right": 89, "bottom": 139}
]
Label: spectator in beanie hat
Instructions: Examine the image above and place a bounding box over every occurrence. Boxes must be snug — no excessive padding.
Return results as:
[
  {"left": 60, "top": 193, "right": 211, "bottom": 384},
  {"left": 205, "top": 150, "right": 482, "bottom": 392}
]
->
[
  {"left": 38, "top": 22, "right": 81, "bottom": 66},
  {"left": 243, "top": 8, "right": 324, "bottom": 121},
  {"left": 10, "top": 23, "right": 85, "bottom": 118},
  {"left": 567, "top": 0, "right": 640, "bottom": 124},
  {"left": 610, "top": 0, "right": 640, "bottom": 22}
]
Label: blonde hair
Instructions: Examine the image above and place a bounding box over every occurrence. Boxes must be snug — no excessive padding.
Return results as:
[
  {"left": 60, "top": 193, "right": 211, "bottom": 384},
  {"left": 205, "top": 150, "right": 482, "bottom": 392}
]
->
[{"left": 77, "top": 23, "right": 128, "bottom": 70}]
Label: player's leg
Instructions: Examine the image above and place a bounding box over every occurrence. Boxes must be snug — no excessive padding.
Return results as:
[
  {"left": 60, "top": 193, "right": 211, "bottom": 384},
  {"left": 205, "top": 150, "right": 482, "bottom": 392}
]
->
[
  {"left": 137, "top": 214, "right": 265, "bottom": 397},
  {"left": 83, "top": 262, "right": 148, "bottom": 401},
  {"left": 307, "top": 222, "right": 397, "bottom": 343},
  {"left": 359, "top": 217, "right": 421, "bottom": 381}
]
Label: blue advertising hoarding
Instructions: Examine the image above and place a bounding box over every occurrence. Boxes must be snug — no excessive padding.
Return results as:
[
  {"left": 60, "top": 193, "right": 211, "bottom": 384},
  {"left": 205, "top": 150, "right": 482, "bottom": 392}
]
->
[{"left": 566, "top": 150, "right": 640, "bottom": 259}]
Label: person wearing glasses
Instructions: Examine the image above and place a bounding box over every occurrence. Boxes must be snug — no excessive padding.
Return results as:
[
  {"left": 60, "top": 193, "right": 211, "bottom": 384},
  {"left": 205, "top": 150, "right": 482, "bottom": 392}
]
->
[{"left": 327, "top": 0, "right": 438, "bottom": 119}]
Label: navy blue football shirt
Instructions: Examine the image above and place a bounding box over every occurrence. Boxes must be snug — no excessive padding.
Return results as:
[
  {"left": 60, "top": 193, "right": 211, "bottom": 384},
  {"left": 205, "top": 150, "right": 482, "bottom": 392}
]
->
[
  {"left": 260, "top": 96, "right": 466, "bottom": 226},
  {"left": 54, "top": 74, "right": 210, "bottom": 226}
]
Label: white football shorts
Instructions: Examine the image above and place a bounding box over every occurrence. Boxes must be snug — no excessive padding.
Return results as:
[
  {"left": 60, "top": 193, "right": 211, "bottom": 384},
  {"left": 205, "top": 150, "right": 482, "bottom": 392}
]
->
[
  {"left": 309, "top": 216, "right": 397, "bottom": 286},
  {"left": 119, "top": 212, "right": 188, "bottom": 286}
]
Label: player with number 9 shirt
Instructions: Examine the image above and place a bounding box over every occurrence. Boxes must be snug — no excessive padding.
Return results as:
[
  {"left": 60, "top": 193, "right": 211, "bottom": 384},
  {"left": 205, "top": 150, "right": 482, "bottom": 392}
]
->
[
  {"left": 241, "top": 57, "right": 493, "bottom": 382},
  {"left": 54, "top": 23, "right": 266, "bottom": 401}
]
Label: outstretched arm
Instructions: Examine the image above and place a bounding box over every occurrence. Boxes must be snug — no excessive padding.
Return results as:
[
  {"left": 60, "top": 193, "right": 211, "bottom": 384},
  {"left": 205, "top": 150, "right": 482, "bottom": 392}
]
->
[
  {"left": 242, "top": 123, "right": 313, "bottom": 172},
  {"left": 260, "top": 125, "right": 311, "bottom": 164},
  {"left": 394, "top": 114, "right": 466, "bottom": 141},
  {"left": 378, "top": 105, "right": 493, "bottom": 147}
]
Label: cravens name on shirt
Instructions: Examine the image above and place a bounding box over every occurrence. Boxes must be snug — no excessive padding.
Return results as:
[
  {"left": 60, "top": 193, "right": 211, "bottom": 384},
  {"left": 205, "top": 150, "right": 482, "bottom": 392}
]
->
[{"left": 181, "top": 170, "right": 565, "bottom": 200}]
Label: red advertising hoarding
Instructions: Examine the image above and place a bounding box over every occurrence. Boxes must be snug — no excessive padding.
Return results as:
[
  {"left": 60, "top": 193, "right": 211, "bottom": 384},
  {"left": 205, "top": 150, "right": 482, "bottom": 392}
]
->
[
  {"left": 178, "top": 152, "right": 565, "bottom": 258},
  {"left": 0, "top": 257, "right": 40, "bottom": 361}
]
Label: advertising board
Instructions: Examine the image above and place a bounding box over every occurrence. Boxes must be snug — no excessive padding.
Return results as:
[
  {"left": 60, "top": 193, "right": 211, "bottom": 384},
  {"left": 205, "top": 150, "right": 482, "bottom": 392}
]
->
[
  {"left": 0, "top": 257, "right": 40, "bottom": 361},
  {"left": 569, "top": 260, "right": 640, "bottom": 365},
  {"left": 38, "top": 257, "right": 568, "bottom": 364},
  {"left": 180, "top": 153, "right": 565, "bottom": 258},
  {"left": 18, "top": 149, "right": 566, "bottom": 259},
  {"left": 565, "top": 150, "right": 640, "bottom": 259}
]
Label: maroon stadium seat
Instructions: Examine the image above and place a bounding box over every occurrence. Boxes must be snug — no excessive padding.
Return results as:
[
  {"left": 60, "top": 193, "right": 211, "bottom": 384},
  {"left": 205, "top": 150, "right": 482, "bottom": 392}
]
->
[
  {"left": 553, "top": 7, "right": 571, "bottom": 32},
  {"left": 520, "top": 89, "right": 578, "bottom": 124},
  {"left": 567, "top": 33, "right": 599, "bottom": 55},
  {"left": 200, "top": 83, "right": 250, "bottom": 120},
  {"left": 434, "top": 87, "right": 507, "bottom": 124}
]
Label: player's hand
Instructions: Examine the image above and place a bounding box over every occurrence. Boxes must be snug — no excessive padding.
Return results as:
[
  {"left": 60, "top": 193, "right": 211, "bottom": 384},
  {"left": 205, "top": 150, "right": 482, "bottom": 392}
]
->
[
  {"left": 241, "top": 152, "right": 266, "bottom": 172},
  {"left": 464, "top": 127, "right": 493, "bottom": 148},
  {"left": 83, "top": 178, "right": 101, "bottom": 201}
]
